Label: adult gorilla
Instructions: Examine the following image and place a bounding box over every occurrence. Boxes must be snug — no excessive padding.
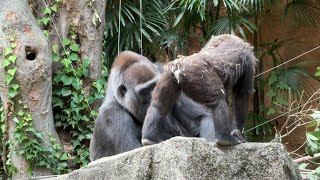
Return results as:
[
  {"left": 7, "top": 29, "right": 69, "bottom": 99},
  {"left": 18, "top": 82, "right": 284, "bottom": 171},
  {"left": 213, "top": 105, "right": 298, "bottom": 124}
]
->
[
  {"left": 89, "top": 51, "right": 213, "bottom": 161},
  {"left": 142, "top": 34, "right": 256, "bottom": 146}
]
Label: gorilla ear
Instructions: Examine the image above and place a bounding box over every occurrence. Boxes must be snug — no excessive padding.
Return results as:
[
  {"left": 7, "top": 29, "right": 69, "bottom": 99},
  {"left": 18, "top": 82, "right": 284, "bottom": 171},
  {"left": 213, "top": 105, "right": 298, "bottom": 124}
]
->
[
  {"left": 117, "top": 84, "right": 127, "bottom": 97},
  {"left": 135, "top": 77, "right": 158, "bottom": 95}
]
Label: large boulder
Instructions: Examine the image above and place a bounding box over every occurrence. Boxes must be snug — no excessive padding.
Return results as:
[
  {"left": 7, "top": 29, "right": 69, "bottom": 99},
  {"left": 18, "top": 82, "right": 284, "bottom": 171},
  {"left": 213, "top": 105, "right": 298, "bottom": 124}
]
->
[{"left": 50, "top": 137, "right": 301, "bottom": 180}]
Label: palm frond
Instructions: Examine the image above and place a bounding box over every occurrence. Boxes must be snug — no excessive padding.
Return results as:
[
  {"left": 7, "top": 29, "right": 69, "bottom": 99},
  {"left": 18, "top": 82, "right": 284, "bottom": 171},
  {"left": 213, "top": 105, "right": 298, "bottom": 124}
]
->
[
  {"left": 104, "top": 0, "right": 170, "bottom": 66},
  {"left": 210, "top": 12, "right": 257, "bottom": 39},
  {"left": 238, "top": 0, "right": 264, "bottom": 12},
  {"left": 284, "top": 0, "right": 320, "bottom": 27}
]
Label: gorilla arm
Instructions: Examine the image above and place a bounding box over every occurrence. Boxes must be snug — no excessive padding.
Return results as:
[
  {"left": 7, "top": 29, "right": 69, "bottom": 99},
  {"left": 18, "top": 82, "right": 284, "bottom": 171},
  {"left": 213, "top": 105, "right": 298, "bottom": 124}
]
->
[{"left": 89, "top": 102, "right": 142, "bottom": 161}]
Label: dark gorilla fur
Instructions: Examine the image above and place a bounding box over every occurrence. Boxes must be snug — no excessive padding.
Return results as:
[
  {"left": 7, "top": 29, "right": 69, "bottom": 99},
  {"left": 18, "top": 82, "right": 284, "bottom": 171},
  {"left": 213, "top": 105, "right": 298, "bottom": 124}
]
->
[
  {"left": 142, "top": 34, "right": 257, "bottom": 146},
  {"left": 89, "top": 51, "right": 213, "bottom": 161}
]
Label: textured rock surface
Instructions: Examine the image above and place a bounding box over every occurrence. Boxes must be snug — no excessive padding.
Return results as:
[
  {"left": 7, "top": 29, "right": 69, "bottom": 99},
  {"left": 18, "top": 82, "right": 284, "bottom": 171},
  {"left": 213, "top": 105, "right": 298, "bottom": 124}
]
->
[{"left": 50, "top": 137, "right": 302, "bottom": 180}]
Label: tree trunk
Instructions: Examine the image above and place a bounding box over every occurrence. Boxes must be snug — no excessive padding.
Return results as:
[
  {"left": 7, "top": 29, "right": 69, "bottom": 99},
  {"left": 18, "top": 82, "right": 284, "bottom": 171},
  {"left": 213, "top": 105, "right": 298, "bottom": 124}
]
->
[
  {"left": 0, "top": 0, "right": 59, "bottom": 179},
  {"left": 30, "top": 0, "right": 106, "bottom": 98},
  {"left": 42, "top": 0, "right": 106, "bottom": 80}
]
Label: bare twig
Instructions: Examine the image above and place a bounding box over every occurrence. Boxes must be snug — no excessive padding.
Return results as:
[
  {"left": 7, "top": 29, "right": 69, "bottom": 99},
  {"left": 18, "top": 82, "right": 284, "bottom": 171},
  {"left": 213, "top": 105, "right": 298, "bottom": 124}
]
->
[{"left": 294, "top": 153, "right": 320, "bottom": 164}]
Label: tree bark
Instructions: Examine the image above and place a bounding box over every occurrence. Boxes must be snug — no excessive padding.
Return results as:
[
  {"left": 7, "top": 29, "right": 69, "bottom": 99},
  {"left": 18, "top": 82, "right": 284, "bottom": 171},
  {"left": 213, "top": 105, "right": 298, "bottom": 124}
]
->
[
  {"left": 42, "top": 0, "right": 106, "bottom": 81},
  {"left": 0, "top": 0, "right": 60, "bottom": 179},
  {"left": 30, "top": 0, "right": 106, "bottom": 98}
]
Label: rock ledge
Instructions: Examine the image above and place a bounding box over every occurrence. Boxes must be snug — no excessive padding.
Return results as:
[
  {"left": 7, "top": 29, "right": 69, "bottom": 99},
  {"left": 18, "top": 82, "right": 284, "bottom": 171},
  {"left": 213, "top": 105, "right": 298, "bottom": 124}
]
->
[{"left": 50, "top": 137, "right": 301, "bottom": 180}]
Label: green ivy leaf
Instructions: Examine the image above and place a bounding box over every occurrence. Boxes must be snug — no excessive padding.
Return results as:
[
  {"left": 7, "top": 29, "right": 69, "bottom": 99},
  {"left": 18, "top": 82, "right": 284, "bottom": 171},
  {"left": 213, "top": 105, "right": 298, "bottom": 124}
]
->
[
  {"left": 7, "top": 67, "right": 17, "bottom": 76},
  {"left": 11, "top": 83, "right": 20, "bottom": 90},
  {"left": 43, "top": 7, "right": 52, "bottom": 15},
  {"left": 38, "top": 160, "right": 47, "bottom": 167},
  {"left": 71, "top": 34, "right": 77, "bottom": 40},
  {"left": 9, "top": 36, "right": 15, "bottom": 42},
  {"left": 61, "top": 58, "right": 72, "bottom": 68},
  {"left": 8, "top": 55, "right": 17, "bottom": 63},
  {"left": 5, "top": 74, "right": 14, "bottom": 85},
  {"left": 11, "top": 43, "right": 17, "bottom": 49},
  {"left": 54, "top": 152, "right": 62, "bottom": 159},
  {"left": 60, "top": 153, "right": 68, "bottom": 161},
  {"left": 43, "top": 30, "right": 49, "bottom": 37},
  {"left": 82, "top": 59, "right": 91, "bottom": 68},
  {"left": 69, "top": 53, "right": 78, "bottom": 61},
  {"left": 42, "top": 17, "right": 50, "bottom": 26},
  {"left": 17, "top": 148, "right": 26, "bottom": 155},
  {"left": 70, "top": 44, "right": 79, "bottom": 52},
  {"left": 61, "top": 88, "right": 71, "bottom": 96},
  {"left": 52, "top": 44, "right": 59, "bottom": 54},
  {"left": 53, "top": 98, "right": 64, "bottom": 108},
  {"left": 315, "top": 71, "right": 320, "bottom": 76},
  {"left": 72, "top": 80, "right": 81, "bottom": 90},
  {"left": 18, "top": 110, "right": 24, "bottom": 116},
  {"left": 62, "top": 38, "right": 70, "bottom": 46},
  {"left": 83, "top": 69, "right": 89, "bottom": 77},
  {"left": 53, "top": 54, "right": 59, "bottom": 62},
  {"left": 26, "top": 153, "right": 34, "bottom": 160},
  {"left": 2, "top": 59, "right": 10, "bottom": 68},
  {"left": 51, "top": 5, "right": 58, "bottom": 12},
  {"left": 8, "top": 87, "right": 19, "bottom": 98},
  {"left": 61, "top": 75, "right": 73, "bottom": 85},
  {"left": 13, "top": 117, "right": 19, "bottom": 123},
  {"left": 26, "top": 127, "right": 36, "bottom": 134},
  {"left": 5, "top": 48, "right": 13, "bottom": 56}
]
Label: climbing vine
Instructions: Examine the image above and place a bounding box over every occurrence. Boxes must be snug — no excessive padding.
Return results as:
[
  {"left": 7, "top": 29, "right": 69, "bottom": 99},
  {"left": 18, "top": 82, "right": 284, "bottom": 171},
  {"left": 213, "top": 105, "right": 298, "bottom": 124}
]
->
[
  {"left": 1, "top": 35, "right": 69, "bottom": 177},
  {"left": 37, "top": 0, "right": 61, "bottom": 37},
  {"left": 52, "top": 27, "right": 106, "bottom": 167},
  {"left": 35, "top": 0, "right": 107, "bottom": 170}
]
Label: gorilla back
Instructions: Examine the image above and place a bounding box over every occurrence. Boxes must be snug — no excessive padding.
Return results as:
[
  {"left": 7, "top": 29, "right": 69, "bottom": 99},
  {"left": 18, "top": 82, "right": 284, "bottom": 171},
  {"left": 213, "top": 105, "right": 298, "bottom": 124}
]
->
[{"left": 142, "top": 34, "right": 256, "bottom": 146}]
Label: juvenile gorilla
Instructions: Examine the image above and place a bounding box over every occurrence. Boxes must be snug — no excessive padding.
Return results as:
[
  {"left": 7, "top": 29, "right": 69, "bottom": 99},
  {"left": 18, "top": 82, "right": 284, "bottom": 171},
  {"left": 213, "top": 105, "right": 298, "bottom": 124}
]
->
[
  {"left": 142, "top": 34, "right": 257, "bottom": 146},
  {"left": 89, "top": 51, "right": 213, "bottom": 161}
]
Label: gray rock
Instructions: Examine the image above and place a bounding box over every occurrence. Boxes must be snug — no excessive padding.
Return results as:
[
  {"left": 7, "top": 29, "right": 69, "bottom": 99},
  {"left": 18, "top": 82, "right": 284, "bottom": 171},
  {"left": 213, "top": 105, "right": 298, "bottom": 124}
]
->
[{"left": 50, "top": 137, "right": 302, "bottom": 180}]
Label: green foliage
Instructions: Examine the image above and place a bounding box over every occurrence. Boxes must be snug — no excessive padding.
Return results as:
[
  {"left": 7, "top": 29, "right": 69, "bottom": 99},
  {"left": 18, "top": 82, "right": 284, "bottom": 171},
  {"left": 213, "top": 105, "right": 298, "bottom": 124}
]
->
[
  {"left": 14, "top": 105, "right": 69, "bottom": 174},
  {"left": 104, "top": 0, "right": 320, "bottom": 143},
  {"left": 305, "top": 111, "right": 320, "bottom": 156},
  {"left": 260, "top": 39, "right": 318, "bottom": 114},
  {"left": 104, "top": 0, "right": 169, "bottom": 66},
  {"left": 37, "top": 0, "right": 61, "bottom": 37},
  {"left": 52, "top": 29, "right": 107, "bottom": 168},
  {"left": 299, "top": 110, "right": 320, "bottom": 179},
  {"left": 284, "top": 0, "right": 320, "bottom": 27}
]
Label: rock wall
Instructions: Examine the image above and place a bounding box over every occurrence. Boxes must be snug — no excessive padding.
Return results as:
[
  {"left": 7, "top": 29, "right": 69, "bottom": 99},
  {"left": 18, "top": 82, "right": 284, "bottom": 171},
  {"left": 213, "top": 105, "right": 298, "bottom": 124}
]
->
[{"left": 49, "top": 137, "right": 302, "bottom": 180}]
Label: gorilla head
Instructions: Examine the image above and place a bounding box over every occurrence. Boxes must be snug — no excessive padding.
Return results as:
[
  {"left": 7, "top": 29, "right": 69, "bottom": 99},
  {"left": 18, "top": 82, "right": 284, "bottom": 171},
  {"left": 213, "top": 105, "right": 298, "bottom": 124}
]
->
[{"left": 107, "top": 51, "right": 159, "bottom": 122}]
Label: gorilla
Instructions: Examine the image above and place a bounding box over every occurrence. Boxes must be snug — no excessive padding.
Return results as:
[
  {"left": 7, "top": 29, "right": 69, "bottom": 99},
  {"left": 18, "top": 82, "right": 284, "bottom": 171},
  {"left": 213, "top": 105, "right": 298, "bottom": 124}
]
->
[
  {"left": 89, "top": 51, "right": 214, "bottom": 161},
  {"left": 142, "top": 34, "right": 257, "bottom": 146}
]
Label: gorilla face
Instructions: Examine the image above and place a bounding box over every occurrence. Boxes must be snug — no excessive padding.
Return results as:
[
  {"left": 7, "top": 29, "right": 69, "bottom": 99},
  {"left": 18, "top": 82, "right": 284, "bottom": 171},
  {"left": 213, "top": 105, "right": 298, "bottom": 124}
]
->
[{"left": 116, "top": 61, "right": 159, "bottom": 122}]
